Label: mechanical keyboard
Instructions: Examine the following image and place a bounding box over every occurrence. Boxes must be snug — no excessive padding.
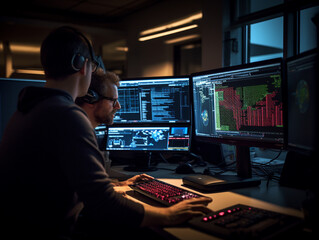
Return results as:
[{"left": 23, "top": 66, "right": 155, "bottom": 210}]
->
[
  {"left": 129, "top": 179, "right": 207, "bottom": 206},
  {"left": 188, "top": 204, "right": 302, "bottom": 239}
]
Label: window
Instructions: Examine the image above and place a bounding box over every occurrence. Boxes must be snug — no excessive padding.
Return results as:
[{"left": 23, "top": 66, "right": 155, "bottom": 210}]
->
[
  {"left": 300, "top": 6, "right": 319, "bottom": 53},
  {"left": 249, "top": 17, "right": 283, "bottom": 62},
  {"left": 223, "top": 1, "right": 319, "bottom": 66},
  {"left": 237, "top": 0, "right": 284, "bottom": 18}
]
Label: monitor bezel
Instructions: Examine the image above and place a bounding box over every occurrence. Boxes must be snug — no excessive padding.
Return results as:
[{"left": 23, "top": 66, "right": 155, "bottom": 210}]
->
[
  {"left": 190, "top": 58, "right": 285, "bottom": 150},
  {"left": 285, "top": 49, "right": 319, "bottom": 155},
  {"left": 113, "top": 75, "right": 191, "bottom": 124}
]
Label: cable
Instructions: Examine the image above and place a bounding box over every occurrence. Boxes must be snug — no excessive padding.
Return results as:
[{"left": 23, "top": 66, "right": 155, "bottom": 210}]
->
[{"left": 252, "top": 149, "right": 283, "bottom": 166}]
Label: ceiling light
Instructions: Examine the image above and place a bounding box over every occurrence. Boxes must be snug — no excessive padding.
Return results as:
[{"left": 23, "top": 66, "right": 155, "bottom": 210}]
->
[
  {"left": 140, "top": 12, "right": 202, "bottom": 36},
  {"left": 115, "top": 47, "right": 128, "bottom": 52},
  {"left": 165, "top": 34, "right": 200, "bottom": 44},
  {"left": 15, "top": 69, "right": 44, "bottom": 75},
  {"left": 10, "top": 44, "right": 40, "bottom": 53},
  {"left": 139, "top": 24, "right": 198, "bottom": 42}
]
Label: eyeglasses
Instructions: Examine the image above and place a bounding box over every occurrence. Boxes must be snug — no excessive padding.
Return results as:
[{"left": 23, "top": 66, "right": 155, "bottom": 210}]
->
[
  {"left": 99, "top": 96, "right": 119, "bottom": 107},
  {"left": 91, "top": 59, "right": 99, "bottom": 73}
]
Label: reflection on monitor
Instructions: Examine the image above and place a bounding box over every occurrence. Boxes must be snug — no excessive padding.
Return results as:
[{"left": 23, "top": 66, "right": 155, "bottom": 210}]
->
[
  {"left": 286, "top": 50, "right": 318, "bottom": 153},
  {"left": 114, "top": 77, "right": 190, "bottom": 123},
  {"left": 106, "top": 126, "right": 190, "bottom": 151},
  {"left": 192, "top": 59, "right": 284, "bottom": 147}
]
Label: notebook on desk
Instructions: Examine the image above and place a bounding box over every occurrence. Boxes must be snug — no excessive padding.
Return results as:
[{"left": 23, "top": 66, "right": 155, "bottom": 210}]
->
[{"left": 183, "top": 174, "right": 261, "bottom": 192}]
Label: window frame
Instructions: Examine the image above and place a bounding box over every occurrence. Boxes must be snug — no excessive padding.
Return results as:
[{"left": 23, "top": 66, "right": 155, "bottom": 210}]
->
[{"left": 223, "top": 0, "right": 319, "bottom": 67}]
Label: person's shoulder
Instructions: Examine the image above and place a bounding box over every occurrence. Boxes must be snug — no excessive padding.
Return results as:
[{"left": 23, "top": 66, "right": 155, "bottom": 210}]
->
[
  {"left": 63, "top": 103, "right": 89, "bottom": 123},
  {"left": 39, "top": 92, "right": 89, "bottom": 127},
  {"left": 42, "top": 91, "right": 86, "bottom": 115},
  {"left": 55, "top": 99, "right": 88, "bottom": 123},
  {"left": 52, "top": 100, "right": 93, "bottom": 140}
]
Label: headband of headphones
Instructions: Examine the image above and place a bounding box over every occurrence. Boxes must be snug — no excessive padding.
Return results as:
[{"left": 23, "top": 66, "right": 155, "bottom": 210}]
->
[
  {"left": 79, "top": 88, "right": 100, "bottom": 104},
  {"left": 59, "top": 26, "right": 98, "bottom": 72}
]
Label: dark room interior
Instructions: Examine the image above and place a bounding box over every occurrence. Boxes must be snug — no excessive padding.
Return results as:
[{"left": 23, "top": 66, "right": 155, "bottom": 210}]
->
[{"left": 0, "top": 0, "right": 318, "bottom": 239}]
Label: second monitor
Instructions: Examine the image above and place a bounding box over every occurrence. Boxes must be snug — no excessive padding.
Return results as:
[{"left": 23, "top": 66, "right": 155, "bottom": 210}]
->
[
  {"left": 192, "top": 59, "right": 284, "bottom": 147},
  {"left": 113, "top": 76, "right": 190, "bottom": 123},
  {"left": 191, "top": 59, "right": 284, "bottom": 178}
]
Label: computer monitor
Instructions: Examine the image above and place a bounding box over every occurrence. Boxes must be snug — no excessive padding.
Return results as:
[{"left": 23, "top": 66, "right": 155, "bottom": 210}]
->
[
  {"left": 286, "top": 50, "right": 318, "bottom": 155},
  {"left": 113, "top": 76, "right": 190, "bottom": 123},
  {"left": 191, "top": 59, "right": 284, "bottom": 177},
  {"left": 106, "top": 125, "right": 190, "bottom": 151},
  {"left": 106, "top": 76, "right": 192, "bottom": 171},
  {"left": 0, "top": 78, "right": 46, "bottom": 140},
  {"left": 106, "top": 125, "right": 191, "bottom": 171},
  {"left": 279, "top": 50, "right": 318, "bottom": 189}
]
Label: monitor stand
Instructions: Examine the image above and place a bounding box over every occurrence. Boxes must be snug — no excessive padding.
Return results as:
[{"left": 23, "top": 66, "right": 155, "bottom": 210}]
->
[
  {"left": 183, "top": 145, "right": 260, "bottom": 192},
  {"left": 123, "top": 152, "right": 158, "bottom": 172}
]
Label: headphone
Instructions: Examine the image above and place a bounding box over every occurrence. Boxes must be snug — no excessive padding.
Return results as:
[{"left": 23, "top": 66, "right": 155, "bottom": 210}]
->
[
  {"left": 71, "top": 53, "right": 87, "bottom": 71},
  {"left": 80, "top": 88, "right": 100, "bottom": 104},
  {"left": 59, "top": 26, "right": 97, "bottom": 72}
]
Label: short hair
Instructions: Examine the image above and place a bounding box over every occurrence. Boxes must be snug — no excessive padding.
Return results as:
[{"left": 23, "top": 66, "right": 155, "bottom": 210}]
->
[
  {"left": 40, "top": 26, "right": 92, "bottom": 79},
  {"left": 75, "top": 68, "right": 120, "bottom": 106},
  {"left": 90, "top": 68, "right": 120, "bottom": 95}
]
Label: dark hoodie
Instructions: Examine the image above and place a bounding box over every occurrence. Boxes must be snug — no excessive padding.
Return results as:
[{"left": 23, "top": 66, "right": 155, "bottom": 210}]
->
[{"left": 0, "top": 87, "right": 144, "bottom": 239}]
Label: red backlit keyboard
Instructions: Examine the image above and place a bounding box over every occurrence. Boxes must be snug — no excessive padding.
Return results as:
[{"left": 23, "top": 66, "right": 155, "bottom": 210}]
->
[
  {"left": 129, "top": 179, "right": 206, "bottom": 206},
  {"left": 188, "top": 204, "right": 302, "bottom": 239}
]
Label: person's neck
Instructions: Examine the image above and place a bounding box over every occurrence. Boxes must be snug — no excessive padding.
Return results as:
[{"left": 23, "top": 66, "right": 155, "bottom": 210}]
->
[
  {"left": 81, "top": 104, "right": 99, "bottom": 128},
  {"left": 45, "top": 76, "right": 80, "bottom": 101},
  {"left": 87, "top": 113, "right": 98, "bottom": 129}
]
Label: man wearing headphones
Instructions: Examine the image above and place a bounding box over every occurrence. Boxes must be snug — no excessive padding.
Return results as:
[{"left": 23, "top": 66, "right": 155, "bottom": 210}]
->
[
  {"left": 75, "top": 68, "right": 151, "bottom": 186},
  {"left": 76, "top": 68, "right": 121, "bottom": 128},
  {"left": 0, "top": 26, "right": 211, "bottom": 239}
]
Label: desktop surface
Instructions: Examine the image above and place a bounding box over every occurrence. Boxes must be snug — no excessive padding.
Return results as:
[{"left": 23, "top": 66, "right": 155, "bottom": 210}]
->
[{"left": 110, "top": 162, "right": 309, "bottom": 239}]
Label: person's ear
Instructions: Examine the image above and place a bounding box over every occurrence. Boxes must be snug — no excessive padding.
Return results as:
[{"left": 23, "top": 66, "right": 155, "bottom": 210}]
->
[{"left": 79, "top": 59, "right": 88, "bottom": 75}]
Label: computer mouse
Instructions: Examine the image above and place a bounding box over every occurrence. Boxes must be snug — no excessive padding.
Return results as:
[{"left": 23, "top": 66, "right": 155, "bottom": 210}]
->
[{"left": 175, "top": 163, "right": 195, "bottom": 174}]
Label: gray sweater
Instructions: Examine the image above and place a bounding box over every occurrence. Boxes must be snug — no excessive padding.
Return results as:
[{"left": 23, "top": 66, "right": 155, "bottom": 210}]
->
[{"left": 0, "top": 87, "right": 144, "bottom": 239}]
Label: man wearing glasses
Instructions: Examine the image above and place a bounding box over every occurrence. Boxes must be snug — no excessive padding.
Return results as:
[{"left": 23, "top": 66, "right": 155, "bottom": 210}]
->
[
  {"left": 76, "top": 68, "right": 121, "bottom": 128},
  {"left": 76, "top": 68, "right": 153, "bottom": 184}
]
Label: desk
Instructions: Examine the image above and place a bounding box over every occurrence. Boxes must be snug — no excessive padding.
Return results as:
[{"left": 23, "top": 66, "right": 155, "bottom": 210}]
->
[{"left": 110, "top": 163, "right": 308, "bottom": 239}]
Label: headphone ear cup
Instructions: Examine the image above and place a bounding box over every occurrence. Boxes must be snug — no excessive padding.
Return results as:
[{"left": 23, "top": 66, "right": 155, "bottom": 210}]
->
[
  {"left": 82, "top": 89, "right": 99, "bottom": 104},
  {"left": 71, "top": 53, "right": 86, "bottom": 71}
]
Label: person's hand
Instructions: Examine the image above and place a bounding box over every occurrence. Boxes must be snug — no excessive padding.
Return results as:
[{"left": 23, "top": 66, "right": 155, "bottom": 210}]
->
[
  {"left": 164, "top": 197, "right": 213, "bottom": 226},
  {"left": 114, "top": 174, "right": 154, "bottom": 187},
  {"left": 125, "top": 174, "right": 154, "bottom": 185},
  {"left": 141, "top": 196, "right": 213, "bottom": 227},
  {"left": 113, "top": 186, "right": 127, "bottom": 195}
]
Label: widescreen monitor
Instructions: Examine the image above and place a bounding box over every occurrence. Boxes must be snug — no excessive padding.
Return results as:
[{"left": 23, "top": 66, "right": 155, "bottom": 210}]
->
[
  {"left": 113, "top": 76, "right": 190, "bottom": 124},
  {"left": 192, "top": 59, "right": 284, "bottom": 148},
  {"left": 191, "top": 59, "right": 284, "bottom": 177}
]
